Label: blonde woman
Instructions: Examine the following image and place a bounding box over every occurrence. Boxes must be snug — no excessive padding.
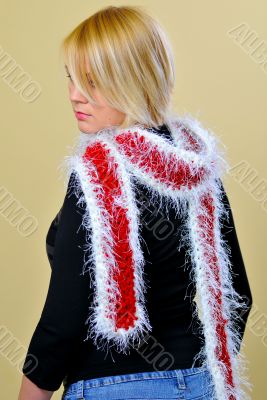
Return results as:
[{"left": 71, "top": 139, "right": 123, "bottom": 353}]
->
[{"left": 19, "top": 5, "right": 252, "bottom": 400}]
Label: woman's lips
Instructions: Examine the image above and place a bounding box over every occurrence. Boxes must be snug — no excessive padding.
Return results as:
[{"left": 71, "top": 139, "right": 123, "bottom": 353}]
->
[{"left": 75, "top": 111, "right": 92, "bottom": 120}]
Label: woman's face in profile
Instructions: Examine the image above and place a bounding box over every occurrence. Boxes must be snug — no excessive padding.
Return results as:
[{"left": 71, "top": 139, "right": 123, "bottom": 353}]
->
[{"left": 65, "top": 65, "right": 126, "bottom": 134}]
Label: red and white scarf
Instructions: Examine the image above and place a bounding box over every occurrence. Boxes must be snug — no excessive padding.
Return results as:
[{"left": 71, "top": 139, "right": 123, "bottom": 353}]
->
[{"left": 61, "top": 114, "right": 251, "bottom": 400}]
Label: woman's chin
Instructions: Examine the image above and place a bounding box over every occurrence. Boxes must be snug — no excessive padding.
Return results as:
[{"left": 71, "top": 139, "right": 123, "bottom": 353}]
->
[{"left": 77, "top": 120, "right": 97, "bottom": 134}]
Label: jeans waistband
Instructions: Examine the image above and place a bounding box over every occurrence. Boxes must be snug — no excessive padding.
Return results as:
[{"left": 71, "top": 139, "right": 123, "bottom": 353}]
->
[{"left": 62, "top": 365, "right": 208, "bottom": 398}]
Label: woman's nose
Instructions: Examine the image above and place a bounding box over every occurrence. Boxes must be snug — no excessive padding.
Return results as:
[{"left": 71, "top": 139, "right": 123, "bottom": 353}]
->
[{"left": 69, "top": 83, "right": 88, "bottom": 103}]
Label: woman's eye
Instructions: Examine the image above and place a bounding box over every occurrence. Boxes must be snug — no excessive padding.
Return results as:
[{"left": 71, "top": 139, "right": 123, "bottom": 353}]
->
[
  {"left": 85, "top": 73, "right": 95, "bottom": 88},
  {"left": 88, "top": 79, "right": 95, "bottom": 88},
  {"left": 65, "top": 73, "right": 95, "bottom": 88}
]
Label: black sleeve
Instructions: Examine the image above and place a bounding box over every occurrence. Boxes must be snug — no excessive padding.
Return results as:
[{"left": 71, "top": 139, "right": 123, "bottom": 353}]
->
[
  {"left": 218, "top": 179, "right": 253, "bottom": 352},
  {"left": 22, "top": 173, "right": 91, "bottom": 391}
]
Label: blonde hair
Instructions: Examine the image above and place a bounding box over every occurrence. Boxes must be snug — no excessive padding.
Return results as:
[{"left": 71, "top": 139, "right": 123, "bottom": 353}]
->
[{"left": 60, "top": 5, "right": 176, "bottom": 129}]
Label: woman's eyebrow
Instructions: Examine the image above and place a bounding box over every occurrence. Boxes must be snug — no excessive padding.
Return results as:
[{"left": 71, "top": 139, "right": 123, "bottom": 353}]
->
[{"left": 64, "top": 64, "right": 91, "bottom": 76}]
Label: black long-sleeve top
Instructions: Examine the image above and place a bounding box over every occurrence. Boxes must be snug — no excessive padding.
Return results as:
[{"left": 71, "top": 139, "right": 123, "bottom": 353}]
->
[{"left": 22, "top": 125, "right": 253, "bottom": 391}]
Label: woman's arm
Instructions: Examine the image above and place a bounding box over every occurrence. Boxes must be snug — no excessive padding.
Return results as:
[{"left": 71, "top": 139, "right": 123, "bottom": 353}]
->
[
  {"left": 18, "top": 173, "right": 92, "bottom": 395},
  {"left": 18, "top": 376, "right": 53, "bottom": 400}
]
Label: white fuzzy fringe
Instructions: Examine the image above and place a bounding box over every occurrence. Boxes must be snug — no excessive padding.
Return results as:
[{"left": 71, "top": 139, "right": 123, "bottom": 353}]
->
[{"left": 58, "top": 112, "right": 252, "bottom": 399}]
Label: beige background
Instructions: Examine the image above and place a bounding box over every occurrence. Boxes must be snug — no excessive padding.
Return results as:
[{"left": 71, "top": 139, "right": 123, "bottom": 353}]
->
[{"left": 0, "top": 1, "right": 266, "bottom": 399}]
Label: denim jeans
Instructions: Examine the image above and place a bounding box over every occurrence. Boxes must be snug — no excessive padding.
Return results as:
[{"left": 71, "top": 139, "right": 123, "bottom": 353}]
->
[{"left": 61, "top": 366, "right": 215, "bottom": 399}]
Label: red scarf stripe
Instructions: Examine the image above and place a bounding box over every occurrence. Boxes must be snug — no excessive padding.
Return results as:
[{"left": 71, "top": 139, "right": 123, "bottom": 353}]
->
[
  {"left": 198, "top": 191, "right": 236, "bottom": 399},
  {"left": 83, "top": 143, "right": 137, "bottom": 330},
  {"left": 175, "top": 122, "right": 205, "bottom": 153},
  {"left": 115, "top": 131, "right": 208, "bottom": 189}
]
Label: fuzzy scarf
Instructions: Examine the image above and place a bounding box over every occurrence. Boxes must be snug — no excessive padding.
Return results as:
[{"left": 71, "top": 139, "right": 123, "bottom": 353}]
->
[{"left": 61, "top": 114, "right": 251, "bottom": 400}]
